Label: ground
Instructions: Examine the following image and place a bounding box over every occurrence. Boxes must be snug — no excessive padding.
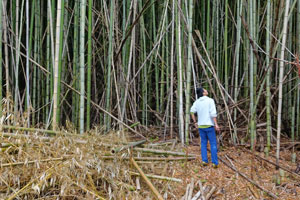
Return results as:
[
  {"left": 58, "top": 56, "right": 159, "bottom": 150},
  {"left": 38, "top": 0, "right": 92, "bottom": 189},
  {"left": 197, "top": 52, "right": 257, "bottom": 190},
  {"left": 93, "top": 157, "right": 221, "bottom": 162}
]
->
[{"left": 170, "top": 138, "right": 300, "bottom": 199}]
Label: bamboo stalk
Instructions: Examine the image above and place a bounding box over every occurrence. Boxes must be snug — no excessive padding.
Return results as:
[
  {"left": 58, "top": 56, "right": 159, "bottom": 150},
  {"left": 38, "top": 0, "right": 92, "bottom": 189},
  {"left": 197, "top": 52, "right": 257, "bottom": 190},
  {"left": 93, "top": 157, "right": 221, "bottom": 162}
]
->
[
  {"left": 129, "top": 171, "right": 182, "bottom": 182},
  {"left": 276, "top": 0, "right": 290, "bottom": 168},
  {"left": 1, "top": 157, "right": 64, "bottom": 168},
  {"left": 220, "top": 156, "right": 278, "bottom": 199},
  {"left": 130, "top": 157, "right": 164, "bottom": 200},
  {"left": 101, "top": 156, "right": 196, "bottom": 161},
  {"left": 111, "top": 140, "right": 146, "bottom": 153}
]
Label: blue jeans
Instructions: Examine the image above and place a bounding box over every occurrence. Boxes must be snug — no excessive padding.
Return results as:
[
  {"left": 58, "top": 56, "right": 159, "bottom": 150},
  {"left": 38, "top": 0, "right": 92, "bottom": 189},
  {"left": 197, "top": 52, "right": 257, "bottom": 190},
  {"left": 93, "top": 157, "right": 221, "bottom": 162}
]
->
[{"left": 198, "top": 126, "right": 218, "bottom": 165}]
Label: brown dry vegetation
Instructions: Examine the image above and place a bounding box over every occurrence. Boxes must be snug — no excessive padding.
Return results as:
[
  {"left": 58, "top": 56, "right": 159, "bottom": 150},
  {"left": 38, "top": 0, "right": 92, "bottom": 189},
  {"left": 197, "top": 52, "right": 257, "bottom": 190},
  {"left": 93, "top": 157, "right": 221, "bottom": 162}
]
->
[{"left": 0, "top": 129, "right": 300, "bottom": 199}]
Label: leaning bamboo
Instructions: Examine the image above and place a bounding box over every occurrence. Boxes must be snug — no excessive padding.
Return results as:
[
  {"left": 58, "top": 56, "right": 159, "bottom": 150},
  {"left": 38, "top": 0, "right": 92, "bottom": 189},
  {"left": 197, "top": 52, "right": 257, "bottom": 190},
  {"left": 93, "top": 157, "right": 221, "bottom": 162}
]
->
[{"left": 130, "top": 158, "right": 164, "bottom": 200}]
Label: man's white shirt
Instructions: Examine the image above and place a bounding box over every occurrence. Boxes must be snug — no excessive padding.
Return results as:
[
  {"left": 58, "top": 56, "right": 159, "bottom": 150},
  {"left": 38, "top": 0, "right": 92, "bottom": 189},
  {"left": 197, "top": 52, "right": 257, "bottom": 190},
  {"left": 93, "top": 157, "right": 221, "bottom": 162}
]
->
[{"left": 190, "top": 96, "right": 217, "bottom": 126}]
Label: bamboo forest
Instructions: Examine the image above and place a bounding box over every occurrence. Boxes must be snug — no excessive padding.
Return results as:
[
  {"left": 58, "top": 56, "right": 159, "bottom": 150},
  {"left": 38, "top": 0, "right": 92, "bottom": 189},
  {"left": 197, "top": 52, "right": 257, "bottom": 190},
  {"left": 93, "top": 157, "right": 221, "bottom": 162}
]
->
[{"left": 1, "top": 0, "right": 300, "bottom": 199}]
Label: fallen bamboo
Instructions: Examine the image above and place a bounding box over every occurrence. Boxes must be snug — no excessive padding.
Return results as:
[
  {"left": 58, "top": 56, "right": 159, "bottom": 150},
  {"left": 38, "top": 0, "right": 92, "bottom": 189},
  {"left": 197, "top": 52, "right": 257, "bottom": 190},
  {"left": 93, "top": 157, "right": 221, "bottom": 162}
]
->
[
  {"left": 205, "top": 186, "right": 216, "bottom": 200},
  {"left": 134, "top": 147, "right": 194, "bottom": 157},
  {"left": 111, "top": 140, "right": 146, "bottom": 153},
  {"left": 129, "top": 171, "right": 182, "bottom": 182},
  {"left": 1, "top": 157, "right": 64, "bottom": 168},
  {"left": 0, "top": 132, "right": 87, "bottom": 144},
  {"left": 220, "top": 156, "right": 278, "bottom": 199},
  {"left": 7, "top": 161, "right": 64, "bottom": 200},
  {"left": 241, "top": 147, "right": 300, "bottom": 179},
  {"left": 1, "top": 125, "right": 63, "bottom": 136},
  {"left": 101, "top": 156, "right": 196, "bottom": 161},
  {"left": 130, "top": 157, "right": 164, "bottom": 200}
]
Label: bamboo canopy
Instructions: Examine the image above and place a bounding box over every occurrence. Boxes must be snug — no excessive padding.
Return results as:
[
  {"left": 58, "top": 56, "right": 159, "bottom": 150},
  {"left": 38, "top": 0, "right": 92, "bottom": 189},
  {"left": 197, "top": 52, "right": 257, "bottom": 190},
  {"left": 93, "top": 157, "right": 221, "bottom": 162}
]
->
[{"left": 0, "top": 0, "right": 299, "bottom": 149}]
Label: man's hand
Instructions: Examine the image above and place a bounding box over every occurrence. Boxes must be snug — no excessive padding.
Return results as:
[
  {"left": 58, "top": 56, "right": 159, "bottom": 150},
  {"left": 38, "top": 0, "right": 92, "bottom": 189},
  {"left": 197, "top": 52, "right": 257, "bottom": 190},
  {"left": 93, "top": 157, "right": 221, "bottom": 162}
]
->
[
  {"left": 215, "top": 124, "right": 220, "bottom": 132},
  {"left": 194, "top": 122, "right": 198, "bottom": 129}
]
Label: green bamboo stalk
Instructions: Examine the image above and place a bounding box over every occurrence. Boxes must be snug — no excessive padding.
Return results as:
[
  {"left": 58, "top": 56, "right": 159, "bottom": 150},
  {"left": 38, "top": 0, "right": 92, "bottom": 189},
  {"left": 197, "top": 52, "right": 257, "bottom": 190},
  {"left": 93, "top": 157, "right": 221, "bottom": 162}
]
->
[
  {"left": 53, "top": 0, "right": 64, "bottom": 130},
  {"left": 3, "top": 0, "right": 10, "bottom": 119},
  {"left": 45, "top": 0, "right": 51, "bottom": 124},
  {"left": 0, "top": 0, "right": 2, "bottom": 116},
  {"left": 176, "top": 0, "right": 184, "bottom": 144},
  {"left": 184, "top": 0, "right": 194, "bottom": 144},
  {"left": 233, "top": 0, "right": 243, "bottom": 144},
  {"left": 249, "top": 0, "right": 256, "bottom": 150},
  {"left": 170, "top": 0, "right": 175, "bottom": 138},
  {"left": 276, "top": 0, "right": 290, "bottom": 168},
  {"left": 265, "top": 0, "right": 272, "bottom": 156},
  {"left": 32, "top": 0, "right": 41, "bottom": 125},
  {"left": 224, "top": 0, "right": 228, "bottom": 99},
  {"left": 14, "top": 0, "right": 25, "bottom": 123},
  {"left": 296, "top": 0, "right": 300, "bottom": 141},
  {"left": 86, "top": 0, "right": 92, "bottom": 131},
  {"left": 56, "top": 0, "right": 65, "bottom": 126},
  {"left": 138, "top": 0, "right": 147, "bottom": 126},
  {"left": 104, "top": 0, "right": 115, "bottom": 131},
  {"left": 72, "top": 0, "right": 79, "bottom": 128},
  {"left": 79, "top": 0, "right": 87, "bottom": 134}
]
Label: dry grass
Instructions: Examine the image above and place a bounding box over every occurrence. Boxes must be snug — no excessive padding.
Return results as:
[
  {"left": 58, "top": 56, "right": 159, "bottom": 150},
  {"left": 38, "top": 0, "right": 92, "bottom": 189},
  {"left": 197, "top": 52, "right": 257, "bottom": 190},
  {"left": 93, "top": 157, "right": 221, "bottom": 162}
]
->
[{"left": 0, "top": 129, "right": 183, "bottom": 199}]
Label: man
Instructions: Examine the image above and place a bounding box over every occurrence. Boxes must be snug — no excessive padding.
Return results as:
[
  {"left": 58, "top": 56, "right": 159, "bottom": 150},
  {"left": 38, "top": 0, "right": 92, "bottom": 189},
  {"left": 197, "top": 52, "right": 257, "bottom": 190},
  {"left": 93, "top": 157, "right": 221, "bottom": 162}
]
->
[{"left": 190, "top": 88, "right": 220, "bottom": 168}]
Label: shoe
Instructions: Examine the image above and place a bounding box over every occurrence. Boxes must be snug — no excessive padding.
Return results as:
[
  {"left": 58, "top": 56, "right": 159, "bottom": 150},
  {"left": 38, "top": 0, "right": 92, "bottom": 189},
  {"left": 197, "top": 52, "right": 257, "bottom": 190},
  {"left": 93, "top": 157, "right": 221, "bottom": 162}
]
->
[
  {"left": 212, "top": 164, "right": 218, "bottom": 168},
  {"left": 201, "top": 161, "right": 208, "bottom": 166}
]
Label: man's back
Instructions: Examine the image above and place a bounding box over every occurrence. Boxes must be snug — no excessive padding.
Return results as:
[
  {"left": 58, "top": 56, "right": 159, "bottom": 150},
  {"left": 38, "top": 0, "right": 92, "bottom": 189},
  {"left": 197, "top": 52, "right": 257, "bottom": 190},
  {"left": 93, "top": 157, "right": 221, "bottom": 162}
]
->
[{"left": 190, "top": 96, "right": 217, "bottom": 126}]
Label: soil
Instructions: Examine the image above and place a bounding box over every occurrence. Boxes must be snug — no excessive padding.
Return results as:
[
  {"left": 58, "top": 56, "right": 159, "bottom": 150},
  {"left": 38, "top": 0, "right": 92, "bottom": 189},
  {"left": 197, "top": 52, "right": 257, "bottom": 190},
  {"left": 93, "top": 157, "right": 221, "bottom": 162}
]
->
[{"left": 171, "top": 138, "right": 300, "bottom": 199}]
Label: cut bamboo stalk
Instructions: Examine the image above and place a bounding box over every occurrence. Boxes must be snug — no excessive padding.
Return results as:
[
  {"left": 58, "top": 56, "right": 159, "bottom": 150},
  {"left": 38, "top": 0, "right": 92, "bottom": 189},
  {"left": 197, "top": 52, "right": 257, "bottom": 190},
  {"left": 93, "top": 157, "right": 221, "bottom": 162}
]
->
[
  {"left": 0, "top": 132, "right": 87, "bottom": 144},
  {"left": 130, "top": 158, "right": 164, "bottom": 200},
  {"left": 129, "top": 171, "right": 182, "bottom": 183},
  {"left": 205, "top": 186, "right": 216, "bottom": 200},
  {"left": 1, "top": 157, "right": 64, "bottom": 168},
  {"left": 1, "top": 125, "right": 63, "bottom": 135},
  {"left": 134, "top": 147, "right": 193, "bottom": 157},
  {"left": 111, "top": 140, "right": 146, "bottom": 153}
]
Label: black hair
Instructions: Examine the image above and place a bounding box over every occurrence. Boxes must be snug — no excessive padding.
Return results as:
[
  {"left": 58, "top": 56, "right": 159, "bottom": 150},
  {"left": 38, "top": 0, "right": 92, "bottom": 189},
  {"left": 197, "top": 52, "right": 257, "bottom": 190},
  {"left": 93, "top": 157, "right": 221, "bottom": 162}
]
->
[{"left": 196, "top": 87, "right": 204, "bottom": 98}]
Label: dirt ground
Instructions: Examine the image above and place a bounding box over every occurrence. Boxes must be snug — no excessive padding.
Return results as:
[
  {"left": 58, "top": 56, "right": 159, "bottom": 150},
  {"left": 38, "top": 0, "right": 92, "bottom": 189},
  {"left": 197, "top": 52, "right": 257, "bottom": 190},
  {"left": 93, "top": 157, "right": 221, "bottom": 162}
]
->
[{"left": 170, "top": 138, "right": 300, "bottom": 199}]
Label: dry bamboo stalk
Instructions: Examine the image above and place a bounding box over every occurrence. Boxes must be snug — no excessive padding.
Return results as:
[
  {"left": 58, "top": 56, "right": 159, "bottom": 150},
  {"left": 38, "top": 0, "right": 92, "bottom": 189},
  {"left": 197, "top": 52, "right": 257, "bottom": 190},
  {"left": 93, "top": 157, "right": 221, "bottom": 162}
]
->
[
  {"left": 198, "top": 180, "right": 206, "bottom": 200},
  {"left": 1, "top": 125, "right": 63, "bottom": 135},
  {"left": 67, "top": 177, "right": 106, "bottom": 200},
  {"left": 130, "top": 158, "right": 164, "bottom": 200},
  {"left": 111, "top": 140, "right": 146, "bottom": 153},
  {"left": 134, "top": 147, "right": 194, "bottom": 157},
  {"left": 220, "top": 156, "right": 278, "bottom": 199},
  {"left": 136, "top": 177, "right": 141, "bottom": 190},
  {"left": 1, "top": 157, "right": 64, "bottom": 168},
  {"left": 7, "top": 161, "right": 64, "bottom": 200},
  {"left": 184, "top": 183, "right": 190, "bottom": 200},
  {"left": 205, "top": 186, "right": 216, "bottom": 200},
  {"left": 101, "top": 156, "right": 196, "bottom": 161},
  {"left": 241, "top": 147, "right": 300, "bottom": 179},
  {"left": 87, "top": 173, "right": 100, "bottom": 196},
  {"left": 0, "top": 132, "right": 87, "bottom": 144},
  {"left": 187, "top": 178, "right": 194, "bottom": 200},
  {"left": 129, "top": 171, "right": 182, "bottom": 182}
]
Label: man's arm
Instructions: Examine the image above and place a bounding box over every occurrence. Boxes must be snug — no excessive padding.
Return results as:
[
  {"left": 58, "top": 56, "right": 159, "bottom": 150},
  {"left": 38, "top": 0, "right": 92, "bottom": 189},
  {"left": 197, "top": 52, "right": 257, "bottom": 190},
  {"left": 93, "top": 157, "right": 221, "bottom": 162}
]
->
[
  {"left": 213, "top": 117, "right": 220, "bottom": 132},
  {"left": 191, "top": 113, "right": 198, "bottom": 129}
]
